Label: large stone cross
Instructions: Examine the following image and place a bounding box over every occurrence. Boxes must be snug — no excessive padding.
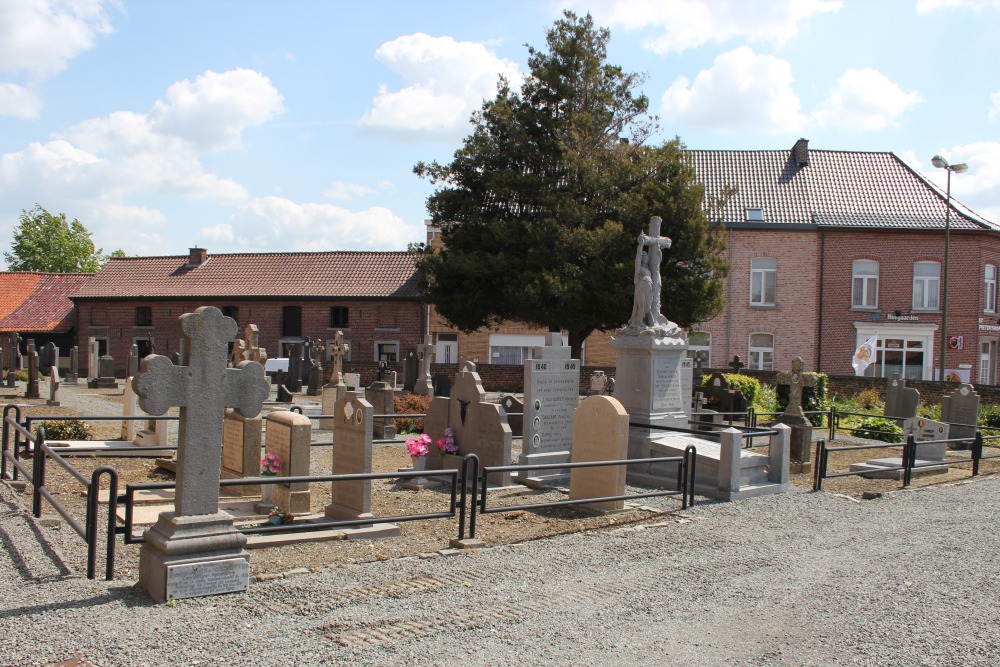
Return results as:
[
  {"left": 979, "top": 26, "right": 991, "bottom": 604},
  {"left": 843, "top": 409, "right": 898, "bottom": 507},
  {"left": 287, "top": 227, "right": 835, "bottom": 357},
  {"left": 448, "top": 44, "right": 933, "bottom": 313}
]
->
[
  {"left": 329, "top": 330, "right": 350, "bottom": 385},
  {"left": 417, "top": 335, "right": 434, "bottom": 377},
  {"left": 133, "top": 307, "right": 269, "bottom": 516},
  {"left": 728, "top": 355, "right": 745, "bottom": 374},
  {"left": 777, "top": 356, "right": 816, "bottom": 420}
]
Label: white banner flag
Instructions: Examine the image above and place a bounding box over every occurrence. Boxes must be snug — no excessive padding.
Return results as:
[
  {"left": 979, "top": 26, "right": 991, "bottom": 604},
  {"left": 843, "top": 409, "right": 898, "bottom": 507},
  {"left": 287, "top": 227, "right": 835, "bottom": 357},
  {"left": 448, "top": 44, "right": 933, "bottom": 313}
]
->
[{"left": 852, "top": 333, "right": 878, "bottom": 376}]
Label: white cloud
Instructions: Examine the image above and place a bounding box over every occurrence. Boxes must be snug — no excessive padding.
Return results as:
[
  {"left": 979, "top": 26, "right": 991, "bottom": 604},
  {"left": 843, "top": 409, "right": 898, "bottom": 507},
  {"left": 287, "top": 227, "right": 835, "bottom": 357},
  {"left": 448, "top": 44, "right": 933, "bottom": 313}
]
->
[
  {"left": 660, "top": 46, "right": 805, "bottom": 133},
  {"left": 573, "top": 0, "right": 841, "bottom": 54},
  {"left": 148, "top": 68, "right": 286, "bottom": 152},
  {"left": 361, "top": 33, "right": 521, "bottom": 139},
  {"left": 214, "top": 196, "right": 422, "bottom": 251},
  {"left": 0, "top": 0, "right": 114, "bottom": 118},
  {"left": 813, "top": 68, "right": 922, "bottom": 131},
  {"left": 990, "top": 91, "right": 1000, "bottom": 121},
  {"left": 916, "top": 0, "right": 1000, "bottom": 12},
  {"left": 0, "top": 83, "right": 41, "bottom": 118},
  {"left": 324, "top": 181, "right": 376, "bottom": 201}
]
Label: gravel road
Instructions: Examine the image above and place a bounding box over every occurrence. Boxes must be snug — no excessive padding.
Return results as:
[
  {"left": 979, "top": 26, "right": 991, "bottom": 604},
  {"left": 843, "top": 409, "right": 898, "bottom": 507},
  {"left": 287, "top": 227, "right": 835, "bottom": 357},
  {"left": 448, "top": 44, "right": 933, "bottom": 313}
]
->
[{"left": 2, "top": 467, "right": 999, "bottom": 666}]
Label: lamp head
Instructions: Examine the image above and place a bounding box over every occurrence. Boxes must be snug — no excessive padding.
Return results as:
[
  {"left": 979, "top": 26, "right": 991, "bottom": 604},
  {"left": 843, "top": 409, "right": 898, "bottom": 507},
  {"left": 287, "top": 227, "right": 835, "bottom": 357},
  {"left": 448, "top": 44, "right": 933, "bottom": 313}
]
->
[
  {"left": 952, "top": 163, "right": 969, "bottom": 174},
  {"left": 931, "top": 155, "right": 948, "bottom": 169}
]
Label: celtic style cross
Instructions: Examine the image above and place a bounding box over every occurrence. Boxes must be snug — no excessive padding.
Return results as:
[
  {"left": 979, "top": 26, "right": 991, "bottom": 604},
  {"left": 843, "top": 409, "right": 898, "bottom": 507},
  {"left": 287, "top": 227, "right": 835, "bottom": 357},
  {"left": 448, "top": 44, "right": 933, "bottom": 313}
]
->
[
  {"left": 777, "top": 356, "right": 816, "bottom": 420},
  {"left": 133, "top": 307, "right": 269, "bottom": 516},
  {"left": 329, "top": 330, "right": 350, "bottom": 385}
]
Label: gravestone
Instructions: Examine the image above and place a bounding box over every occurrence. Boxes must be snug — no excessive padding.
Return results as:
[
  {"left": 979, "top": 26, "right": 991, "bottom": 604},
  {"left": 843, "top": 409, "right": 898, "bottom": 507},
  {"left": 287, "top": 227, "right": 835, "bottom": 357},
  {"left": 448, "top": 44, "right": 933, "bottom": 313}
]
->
[
  {"left": 320, "top": 332, "right": 350, "bottom": 430},
  {"left": 941, "top": 383, "right": 980, "bottom": 444},
  {"left": 344, "top": 372, "right": 362, "bottom": 393},
  {"left": 306, "top": 357, "right": 323, "bottom": 396},
  {"left": 127, "top": 343, "right": 140, "bottom": 378},
  {"left": 264, "top": 410, "right": 312, "bottom": 514},
  {"left": 6, "top": 332, "right": 20, "bottom": 388},
  {"left": 884, "top": 374, "right": 919, "bottom": 420},
  {"left": 121, "top": 379, "right": 141, "bottom": 441},
  {"left": 852, "top": 417, "right": 950, "bottom": 479},
  {"left": 287, "top": 344, "right": 303, "bottom": 392},
  {"left": 325, "top": 392, "right": 374, "bottom": 521},
  {"left": 90, "top": 355, "right": 117, "bottom": 389},
  {"left": 221, "top": 409, "right": 262, "bottom": 497},
  {"left": 243, "top": 324, "right": 267, "bottom": 364},
  {"left": 500, "top": 395, "right": 523, "bottom": 437},
  {"left": 276, "top": 384, "right": 294, "bottom": 403},
  {"left": 414, "top": 335, "right": 434, "bottom": 397},
  {"left": 701, "top": 373, "right": 748, "bottom": 417},
  {"left": 516, "top": 333, "right": 580, "bottom": 487},
  {"left": 587, "top": 370, "right": 607, "bottom": 396},
  {"left": 365, "top": 381, "right": 395, "bottom": 439},
  {"left": 424, "top": 361, "right": 513, "bottom": 487},
  {"left": 133, "top": 306, "right": 269, "bottom": 603},
  {"left": 46, "top": 367, "right": 60, "bottom": 407},
  {"left": 65, "top": 346, "right": 79, "bottom": 385},
  {"left": 25, "top": 349, "right": 39, "bottom": 399},
  {"left": 728, "top": 355, "right": 745, "bottom": 374},
  {"left": 42, "top": 342, "right": 58, "bottom": 375},
  {"left": 775, "top": 356, "right": 817, "bottom": 473},
  {"left": 229, "top": 339, "right": 246, "bottom": 367},
  {"left": 568, "top": 396, "right": 630, "bottom": 513},
  {"left": 87, "top": 337, "right": 99, "bottom": 382}
]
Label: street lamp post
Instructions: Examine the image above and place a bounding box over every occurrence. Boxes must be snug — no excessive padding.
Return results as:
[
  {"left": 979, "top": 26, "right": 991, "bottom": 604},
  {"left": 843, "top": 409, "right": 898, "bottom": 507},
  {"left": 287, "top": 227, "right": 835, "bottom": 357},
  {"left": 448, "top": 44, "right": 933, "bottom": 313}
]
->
[{"left": 931, "top": 155, "right": 968, "bottom": 381}]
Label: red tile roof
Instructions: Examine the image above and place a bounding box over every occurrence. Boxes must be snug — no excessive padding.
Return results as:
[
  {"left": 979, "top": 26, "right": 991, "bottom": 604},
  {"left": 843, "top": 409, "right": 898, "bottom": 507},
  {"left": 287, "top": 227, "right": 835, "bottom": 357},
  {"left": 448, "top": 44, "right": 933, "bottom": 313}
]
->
[
  {"left": 72, "top": 251, "right": 422, "bottom": 300},
  {"left": 0, "top": 273, "right": 92, "bottom": 333},
  {"left": 688, "top": 147, "right": 996, "bottom": 231}
]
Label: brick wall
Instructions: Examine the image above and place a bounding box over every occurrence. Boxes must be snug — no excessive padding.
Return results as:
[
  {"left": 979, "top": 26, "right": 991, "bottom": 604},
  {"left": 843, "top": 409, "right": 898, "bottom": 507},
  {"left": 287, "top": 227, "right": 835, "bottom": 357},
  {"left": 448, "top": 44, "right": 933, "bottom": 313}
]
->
[{"left": 76, "top": 298, "right": 423, "bottom": 376}]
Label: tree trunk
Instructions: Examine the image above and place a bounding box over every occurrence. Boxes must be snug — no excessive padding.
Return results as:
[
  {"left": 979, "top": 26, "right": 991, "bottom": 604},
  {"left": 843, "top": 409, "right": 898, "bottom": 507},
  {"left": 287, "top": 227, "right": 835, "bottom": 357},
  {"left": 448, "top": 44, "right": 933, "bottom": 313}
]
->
[{"left": 567, "top": 327, "right": 593, "bottom": 361}]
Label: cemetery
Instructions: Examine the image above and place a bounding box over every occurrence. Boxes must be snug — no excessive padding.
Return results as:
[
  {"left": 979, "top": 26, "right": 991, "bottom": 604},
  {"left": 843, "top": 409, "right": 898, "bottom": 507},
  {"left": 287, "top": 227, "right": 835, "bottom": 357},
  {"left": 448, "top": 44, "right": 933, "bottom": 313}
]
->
[{"left": 2, "top": 249, "right": 1000, "bottom": 604}]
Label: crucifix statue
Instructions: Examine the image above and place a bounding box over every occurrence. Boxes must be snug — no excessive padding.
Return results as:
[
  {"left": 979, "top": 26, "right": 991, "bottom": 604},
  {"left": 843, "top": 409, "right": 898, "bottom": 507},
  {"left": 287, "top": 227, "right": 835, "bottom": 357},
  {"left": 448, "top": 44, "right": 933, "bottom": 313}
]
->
[
  {"left": 134, "top": 306, "right": 270, "bottom": 516},
  {"left": 620, "top": 216, "right": 680, "bottom": 337},
  {"left": 777, "top": 356, "right": 816, "bottom": 421}
]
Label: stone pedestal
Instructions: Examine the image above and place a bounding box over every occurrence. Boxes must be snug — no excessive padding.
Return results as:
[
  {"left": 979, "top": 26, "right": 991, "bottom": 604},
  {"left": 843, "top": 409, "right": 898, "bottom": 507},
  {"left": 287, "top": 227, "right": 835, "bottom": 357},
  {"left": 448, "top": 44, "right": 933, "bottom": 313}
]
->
[
  {"left": 611, "top": 334, "right": 691, "bottom": 460},
  {"left": 365, "top": 381, "right": 396, "bottom": 439},
  {"left": 776, "top": 414, "right": 813, "bottom": 474},
  {"left": 138, "top": 512, "right": 249, "bottom": 603}
]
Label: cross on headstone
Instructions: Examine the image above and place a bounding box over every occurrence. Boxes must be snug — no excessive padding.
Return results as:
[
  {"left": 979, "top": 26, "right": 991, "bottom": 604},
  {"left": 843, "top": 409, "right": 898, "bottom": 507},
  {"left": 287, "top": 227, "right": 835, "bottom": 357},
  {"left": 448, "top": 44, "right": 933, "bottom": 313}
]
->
[
  {"left": 728, "top": 355, "right": 745, "bottom": 374},
  {"left": 328, "top": 330, "right": 349, "bottom": 386},
  {"left": 776, "top": 356, "right": 816, "bottom": 420},
  {"left": 133, "top": 306, "right": 270, "bottom": 516}
]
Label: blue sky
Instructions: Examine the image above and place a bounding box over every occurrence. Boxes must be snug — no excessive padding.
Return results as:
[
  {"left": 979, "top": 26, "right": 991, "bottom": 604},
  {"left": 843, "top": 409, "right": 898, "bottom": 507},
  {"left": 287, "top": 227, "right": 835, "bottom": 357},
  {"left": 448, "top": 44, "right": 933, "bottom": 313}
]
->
[{"left": 1, "top": 0, "right": 998, "bottom": 263}]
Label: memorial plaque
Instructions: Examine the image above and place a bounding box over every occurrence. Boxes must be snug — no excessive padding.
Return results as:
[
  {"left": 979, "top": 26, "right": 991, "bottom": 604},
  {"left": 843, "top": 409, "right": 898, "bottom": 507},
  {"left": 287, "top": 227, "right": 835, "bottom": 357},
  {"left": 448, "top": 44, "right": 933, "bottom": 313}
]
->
[
  {"left": 652, "top": 354, "right": 683, "bottom": 411},
  {"left": 525, "top": 359, "right": 579, "bottom": 454},
  {"left": 222, "top": 418, "right": 245, "bottom": 473},
  {"left": 902, "top": 417, "right": 949, "bottom": 461},
  {"left": 165, "top": 558, "right": 250, "bottom": 600},
  {"left": 267, "top": 421, "right": 292, "bottom": 475}
]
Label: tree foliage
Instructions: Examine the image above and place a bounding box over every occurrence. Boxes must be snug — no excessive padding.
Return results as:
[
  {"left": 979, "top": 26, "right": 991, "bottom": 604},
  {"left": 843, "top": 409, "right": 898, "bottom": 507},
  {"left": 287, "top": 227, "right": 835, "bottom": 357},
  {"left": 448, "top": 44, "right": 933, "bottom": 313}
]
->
[
  {"left": 413, "top": 11, "right": 728, "bottom": 356},
  {"left": 5, "top": 205, "right": 112, "bottom": 273}
]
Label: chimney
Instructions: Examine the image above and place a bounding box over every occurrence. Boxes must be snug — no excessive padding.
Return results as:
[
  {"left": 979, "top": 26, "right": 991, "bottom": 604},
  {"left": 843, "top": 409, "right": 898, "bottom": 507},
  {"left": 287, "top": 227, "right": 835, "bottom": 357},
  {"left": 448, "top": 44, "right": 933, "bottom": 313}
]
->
[
  {"left": 793, "top": 138, "right": 810, "bottom": 167},
  {"left": 188, "top": 247, "right": 207, "bottom": 266}
]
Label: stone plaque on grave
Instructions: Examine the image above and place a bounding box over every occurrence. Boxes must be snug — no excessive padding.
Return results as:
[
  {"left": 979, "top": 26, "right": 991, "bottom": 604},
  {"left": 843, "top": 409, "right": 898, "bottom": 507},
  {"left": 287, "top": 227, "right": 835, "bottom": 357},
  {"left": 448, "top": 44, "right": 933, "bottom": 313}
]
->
[
  {"left": 902, "top": 417, "right": 949, "bottom": 462},
  {"left": 165, "top": 558, "right": 250, "bottom": 601},
  {"left": 221, "top": 409, "right": 262, "bottom": 497},
  {"left": 326, "top": 392, "right": 374, "bottom": 520},
  {"left": 265, "top": 410, "right": 312, "bottom": 514},
  {"left": 500, "top": 395, "right": 523, "bottom": 437},
  {"left": 941, "top": 383, "right": 979, "bottom": 443},
  {"left": 516, "top": 333, "right": 580, "bottom": 486}
]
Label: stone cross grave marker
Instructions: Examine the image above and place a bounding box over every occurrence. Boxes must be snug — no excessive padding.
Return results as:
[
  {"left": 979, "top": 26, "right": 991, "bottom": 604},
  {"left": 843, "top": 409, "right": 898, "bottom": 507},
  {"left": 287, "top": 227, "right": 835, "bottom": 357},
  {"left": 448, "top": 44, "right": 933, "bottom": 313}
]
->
[
  {"left": 25, "top": 346, "right": 39, "bottom": 399},
  {"left": 244, "top": 324, "right": 266, "bottom": 364},
  {"left": 326, "top": 331, "right": 349, "bottom": 388},
  {"left": 134, "top": 306, "right": 270, "bottom": 516},
  {"left": 728, "top": 355, "right": 745, "bottom": 374},
  {"left": 132, "top": 306, "right": 269, "bottom": 603},
  {"left": 776, "top": 356, "right": 816, "bottom": 422},
  {"left": 414, "top": 335, "right": 434, "bottom": 396}
]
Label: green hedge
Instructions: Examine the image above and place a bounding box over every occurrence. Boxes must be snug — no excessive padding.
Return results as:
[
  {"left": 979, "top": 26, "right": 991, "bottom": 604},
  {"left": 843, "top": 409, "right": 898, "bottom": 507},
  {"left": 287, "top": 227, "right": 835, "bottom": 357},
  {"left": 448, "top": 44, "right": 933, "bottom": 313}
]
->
[{"left": 776, "top": 372, "right": 828, "bottom": 426}]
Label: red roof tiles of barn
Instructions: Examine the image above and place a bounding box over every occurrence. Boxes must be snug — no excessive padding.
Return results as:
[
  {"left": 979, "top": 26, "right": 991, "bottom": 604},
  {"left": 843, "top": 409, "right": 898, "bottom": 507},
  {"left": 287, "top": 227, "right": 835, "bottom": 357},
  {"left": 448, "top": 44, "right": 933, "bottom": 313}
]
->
[
  {"left": 0, "top": 273, "right": 92, "bottom": 333},
  {"left": 688, "top": 148, "right": 996, "bottom": 231},
  {"left": 71, "top": 251, "right": 422, "bottom": 300}
]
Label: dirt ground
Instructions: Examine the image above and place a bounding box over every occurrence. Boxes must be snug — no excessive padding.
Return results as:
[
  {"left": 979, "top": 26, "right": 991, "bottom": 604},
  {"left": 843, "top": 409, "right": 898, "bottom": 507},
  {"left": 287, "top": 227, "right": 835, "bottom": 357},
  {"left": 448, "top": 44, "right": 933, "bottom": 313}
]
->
[{"left": 4, "top": 387, "right": 1000, "bottom": 581}]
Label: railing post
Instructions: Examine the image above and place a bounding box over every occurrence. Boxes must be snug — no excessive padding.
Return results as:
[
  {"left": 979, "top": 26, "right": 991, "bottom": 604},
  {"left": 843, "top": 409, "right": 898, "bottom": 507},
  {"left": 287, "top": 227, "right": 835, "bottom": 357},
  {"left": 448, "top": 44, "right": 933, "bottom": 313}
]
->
[
  {"left": 32, "top": 426, "right": 45, "bottom": 517},
  {"left": 903, "top": 434, "right": 915, "bottom": 487},
  {"left": 828, "top": 406, "right": 836, "bottom": 442},
  {"left": 88, "top": 466, "right": 119, "bottom": 581},
  {"left": 469, "top": 455, "right": 481, "bottom": 540},
  {"left": 972, "top": 431, "right": 983, "bottom": 477}
]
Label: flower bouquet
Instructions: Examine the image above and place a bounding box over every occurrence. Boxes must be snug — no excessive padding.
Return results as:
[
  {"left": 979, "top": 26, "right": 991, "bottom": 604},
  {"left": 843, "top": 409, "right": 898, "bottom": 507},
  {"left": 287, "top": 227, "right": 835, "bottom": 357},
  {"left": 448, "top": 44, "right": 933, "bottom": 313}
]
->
[
  {"left": 436, "top": 427, "right": 459, "bottom": 457},
  {"left": 259, "top": 451, "right": 282, "bottom": 506},
  {"left": 267, "top": 507, "right": 293, "bottom": 525}
]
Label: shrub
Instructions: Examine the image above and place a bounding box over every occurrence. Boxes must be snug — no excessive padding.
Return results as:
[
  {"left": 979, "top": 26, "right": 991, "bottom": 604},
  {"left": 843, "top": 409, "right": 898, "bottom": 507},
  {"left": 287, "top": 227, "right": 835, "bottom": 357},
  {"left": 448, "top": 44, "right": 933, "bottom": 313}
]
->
[
  {"left": 702, "top": 373, "right": 760, "bottom": 408},
  {"left": 4, "top": 369, "right": 43, "bottom": 382},
  {"left": 41, "top": 419, "right": 94, "bottom": 441},
  {"left": 753, "top": 384, "right": 779, "bottom": 414},
  {"left": 919, "top": 402, "right": 941, "bottom": 422},
  {"left": 850, "top": 417, "right": 903, "bottom": 443},
  {"left": 980, "top": 404, "right": 1000, "bottom": 429},
  {"left": 855, "top": 388, "right": 882, "bottom": 411},
  {"left": 394, "top": 393, "right": 432, "bottom": 434},
  {"left": 776, "top": 371, "right": 828, "bottom": 426}
]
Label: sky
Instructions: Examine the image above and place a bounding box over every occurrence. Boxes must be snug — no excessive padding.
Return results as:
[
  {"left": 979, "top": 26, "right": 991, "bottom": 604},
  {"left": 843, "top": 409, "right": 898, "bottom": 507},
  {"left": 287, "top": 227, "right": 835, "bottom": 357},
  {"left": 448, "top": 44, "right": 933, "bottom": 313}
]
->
[{"left": 1, "top": 0, "right": 999, "bottom": 265}]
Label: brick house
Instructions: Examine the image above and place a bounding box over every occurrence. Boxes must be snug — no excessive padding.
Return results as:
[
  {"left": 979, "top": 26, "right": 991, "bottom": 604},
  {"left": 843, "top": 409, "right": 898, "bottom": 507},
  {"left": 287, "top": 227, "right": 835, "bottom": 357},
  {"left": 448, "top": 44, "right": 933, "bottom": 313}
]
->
[
  {"left": 0, "top": 272, "right": 92, "bottom": 371},
  {"left": 71, "top": 248, "right": 424, "bottom": 376},
  {"left": 426, "top": 139, "right": 1000, "bottom": 384}
]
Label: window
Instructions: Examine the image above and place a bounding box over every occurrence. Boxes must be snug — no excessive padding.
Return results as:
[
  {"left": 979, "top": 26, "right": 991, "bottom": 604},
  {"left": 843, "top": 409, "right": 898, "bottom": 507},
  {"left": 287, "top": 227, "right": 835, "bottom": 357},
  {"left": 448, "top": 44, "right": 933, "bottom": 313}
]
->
[
  {"left": 912, "top": 262, "right": 940, "bottom": 310},
  {"left": 135, "top": 307, "right": 152, "bottom": 327},
  {"left": 986, "top": 265, "right": 997, "bottom": 313},
  {"left": 750, "top": 257, "right": 777, "bottom": 306},
  {"left": 491, "top": 345, "right": 532, "bottom": 365},
  {"left": 330, "top": 306, "right": 349, "bottom": 328},
  {"left": 687, "top": 331, "right": 711, "bottom": 367},
  {"left": 282, "top": 306, "right": 302, "bottom": 337},
  {"left": 376, "top": 342, "right": 398, "bottom": 362},
  {"left": 220, "top": 306, "right": 238, "bottom": 321},
  {"left": 748, "top": 333, "right": 773, "bottom": 370},
  {"left": 135, "top": 337, "right": 153, "bottom": 359},
  {"left": 745, "top": 207, "right": 764, "bottom": 222},
  {"left": 852, "top": 260, "right": 879, "bottom": 309}
]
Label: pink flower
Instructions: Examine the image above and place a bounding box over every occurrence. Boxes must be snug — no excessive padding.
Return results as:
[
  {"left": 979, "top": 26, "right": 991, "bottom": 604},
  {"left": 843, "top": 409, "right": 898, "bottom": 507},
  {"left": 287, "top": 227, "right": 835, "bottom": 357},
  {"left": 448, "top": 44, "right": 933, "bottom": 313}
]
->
[
  {"left": 406, "top": 436, "right": 429, "bottom": 458},
  {"left": 261, "top": 452, "right": 282, "bottom": 476},
  {"left": 436, "top": 430, "right": 459, "bottom": 457}
]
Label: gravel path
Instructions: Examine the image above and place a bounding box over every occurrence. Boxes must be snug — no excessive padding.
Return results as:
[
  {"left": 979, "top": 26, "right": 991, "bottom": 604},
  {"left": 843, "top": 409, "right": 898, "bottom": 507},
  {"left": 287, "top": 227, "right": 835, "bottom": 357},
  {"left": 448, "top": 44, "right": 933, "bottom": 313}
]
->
[{"left": 2, "top": 468, "right": 999, "bottom": 666}]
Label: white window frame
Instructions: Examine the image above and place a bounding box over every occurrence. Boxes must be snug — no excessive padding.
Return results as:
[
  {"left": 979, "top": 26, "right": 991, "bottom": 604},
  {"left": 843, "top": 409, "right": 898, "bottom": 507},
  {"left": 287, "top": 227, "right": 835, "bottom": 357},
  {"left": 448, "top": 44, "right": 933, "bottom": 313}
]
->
[
  {"left": 750, "top": 257, "right": 777, "bottom": 306},
  {"left": 852, "top": 259, "right": 879, "bottom": 309},
  {"left": 375, "top": 340, "right": 399, "bottom": 363},
  {"left": 986, "top": 264, "right": 997, "bottom": 314},
  {"left": 912, "top": 261, "right": 940, "bottom": 311},
  {"left": 854, "top": 324, "right": 937, "bottom": 381},
  {"left": 748, "top": 333, "right": 774, "bottom": 371},
  {"left": 687, "top": 331, "right": 711, "bottom": 367}
]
